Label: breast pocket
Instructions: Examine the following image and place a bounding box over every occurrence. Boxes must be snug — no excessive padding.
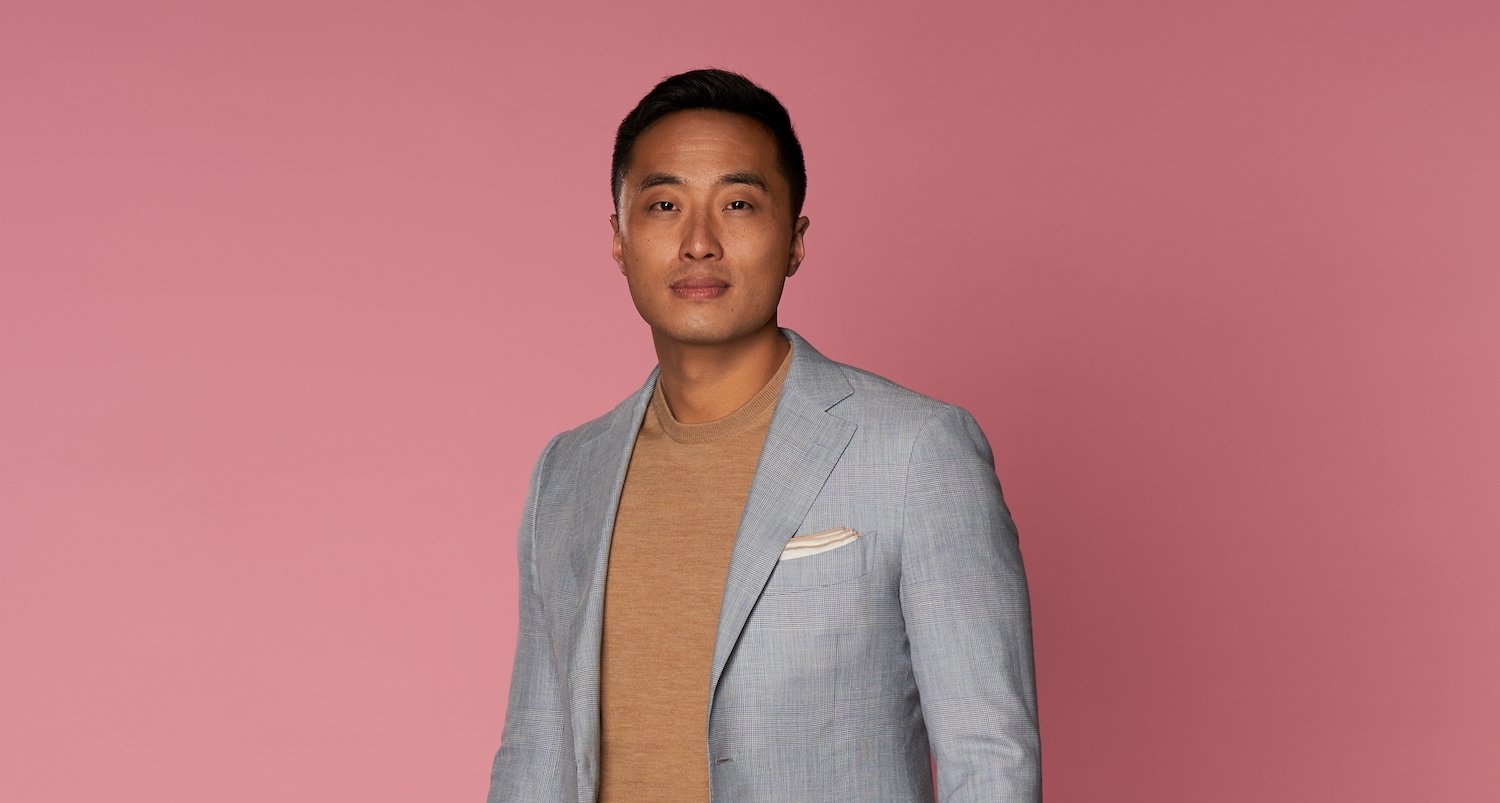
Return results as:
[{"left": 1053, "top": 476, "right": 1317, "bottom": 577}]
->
[{"left": 763, "top": 529, "right": 876, "bottom": 593}]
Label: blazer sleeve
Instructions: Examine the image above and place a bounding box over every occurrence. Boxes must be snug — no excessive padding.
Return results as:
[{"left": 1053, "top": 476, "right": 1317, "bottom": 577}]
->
[
  {"left": 487, "top": 436, "right": 573, "bottom": 803},
  {"left": 900, "top": 405, "right": 1041, "bottom": 801}
]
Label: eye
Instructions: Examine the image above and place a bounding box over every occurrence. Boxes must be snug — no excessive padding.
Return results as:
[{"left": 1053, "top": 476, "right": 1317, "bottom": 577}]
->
[
  {"left": 726, "top": 200, "right": 751, "bottom": 211},
  {"left": 650, "top": 200, "right": 677, "bottom": 212}
]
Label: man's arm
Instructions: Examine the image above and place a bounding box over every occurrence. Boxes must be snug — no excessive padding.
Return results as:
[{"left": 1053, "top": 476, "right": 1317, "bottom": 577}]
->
[
  {"left": 900, "top": 405, "right": 1041, "bottom": 801},
  {"left": 487, "top": 437, "right": 572, "bottom": 803}
]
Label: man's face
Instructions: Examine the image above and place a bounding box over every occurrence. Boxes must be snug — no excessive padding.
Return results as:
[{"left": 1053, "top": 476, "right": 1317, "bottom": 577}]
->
[{"left": 611, "top": 110, "right": 809, "bottom": 350}]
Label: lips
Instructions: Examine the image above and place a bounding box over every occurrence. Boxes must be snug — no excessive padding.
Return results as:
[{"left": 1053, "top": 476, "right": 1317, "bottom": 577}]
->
[
  {"left": 670, "top": 275, "right": 730, "bottom": 299},
  {"left": 671, "top": 276, "right": 729, "bottom": 290}
]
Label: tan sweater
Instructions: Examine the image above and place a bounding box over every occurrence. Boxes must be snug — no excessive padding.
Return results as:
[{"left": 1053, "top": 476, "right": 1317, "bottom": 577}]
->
[{"left": 598, "top": 348, "right": 793, "bottom": 802}]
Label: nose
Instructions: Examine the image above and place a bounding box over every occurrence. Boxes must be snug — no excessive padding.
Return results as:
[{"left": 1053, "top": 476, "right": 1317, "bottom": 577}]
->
[{"left": 680, "top": 208, "right": 722, "bottom": 261}]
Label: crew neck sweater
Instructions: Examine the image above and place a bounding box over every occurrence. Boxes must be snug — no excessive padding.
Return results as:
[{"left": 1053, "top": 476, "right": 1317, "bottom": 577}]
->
[{"left": 597, "top": 345, "right": 793, "bottom": 802}]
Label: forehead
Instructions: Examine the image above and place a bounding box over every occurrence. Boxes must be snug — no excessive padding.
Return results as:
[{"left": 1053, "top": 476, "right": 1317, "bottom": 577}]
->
[{"left": 628, "top": 110, "right": 782, "bottom": 181}]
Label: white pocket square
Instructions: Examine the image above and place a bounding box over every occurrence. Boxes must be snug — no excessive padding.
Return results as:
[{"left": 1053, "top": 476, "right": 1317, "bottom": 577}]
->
[{"left": 779, "top": 527, "right": 861, "bottom": 561}]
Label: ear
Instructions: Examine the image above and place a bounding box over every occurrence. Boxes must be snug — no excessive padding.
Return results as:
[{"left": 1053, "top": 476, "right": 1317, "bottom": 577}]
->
[
  {"left": 610, "top": 213, "right": 625, "bottom": 274},
  {"left": 786, "top": 216, "right": 810, "bottom": 277}
]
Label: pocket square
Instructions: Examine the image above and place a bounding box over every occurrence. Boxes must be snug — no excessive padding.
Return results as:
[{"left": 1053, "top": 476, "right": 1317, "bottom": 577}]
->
[{"left": 780, "top": 527, "right": 861, "bottom": 561}]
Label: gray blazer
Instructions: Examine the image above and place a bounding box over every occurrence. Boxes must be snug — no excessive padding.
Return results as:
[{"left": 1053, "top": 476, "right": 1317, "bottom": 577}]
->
[{"left": 488, "top": 329, "right": 1040, "bottom": 802}]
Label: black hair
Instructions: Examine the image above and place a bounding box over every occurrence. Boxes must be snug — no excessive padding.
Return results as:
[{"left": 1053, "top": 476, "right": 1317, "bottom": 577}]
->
[{"left": 611, "top": 68, "right": 807, "bottom": 220}]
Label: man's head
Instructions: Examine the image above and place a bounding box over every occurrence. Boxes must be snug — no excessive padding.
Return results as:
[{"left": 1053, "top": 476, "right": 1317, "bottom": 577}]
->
[
  {"left": 609, "top": 70, "right": 811, "bottom": 351},
  {"left": 611, "top": 69, "right": 807, "bottom": 221}
]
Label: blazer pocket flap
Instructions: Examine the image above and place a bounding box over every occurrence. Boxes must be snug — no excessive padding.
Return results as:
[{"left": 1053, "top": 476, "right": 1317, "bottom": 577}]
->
[{"left": 780, "top": 527, "right": 860, "bottom": 561}]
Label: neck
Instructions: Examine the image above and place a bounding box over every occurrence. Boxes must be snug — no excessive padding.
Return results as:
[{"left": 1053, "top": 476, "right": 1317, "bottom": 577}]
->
[{"left": 652, "top": 324, "right": 790, "bottom": 424}]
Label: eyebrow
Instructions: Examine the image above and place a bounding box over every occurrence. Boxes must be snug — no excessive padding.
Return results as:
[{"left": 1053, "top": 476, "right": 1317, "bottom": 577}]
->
[
  {"left": 638, "top": 172, "right": 684, "bottom": 191},
  {"left": 717, "top": 171, "right": 769, "bottom": 192},
  {"left": 636, "top": 171, "right": 770, "bottom": 192}
]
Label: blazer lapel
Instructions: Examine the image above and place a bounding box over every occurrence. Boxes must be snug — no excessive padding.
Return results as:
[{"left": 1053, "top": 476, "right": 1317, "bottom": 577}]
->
[
  {"left": 708, "top": 329, "right": 856, "bottom": 704},
  {"left": 559, "top": 367, "right": 657, "bottom": 799}
]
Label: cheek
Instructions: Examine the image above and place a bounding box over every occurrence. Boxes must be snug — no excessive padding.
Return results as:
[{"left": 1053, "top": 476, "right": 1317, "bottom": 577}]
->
[
  {"left": 745, "top": 227, "right": 793, "bottom": 264},
  {"left": 622, "top": 235, "right": 677, "bottom": 272}
]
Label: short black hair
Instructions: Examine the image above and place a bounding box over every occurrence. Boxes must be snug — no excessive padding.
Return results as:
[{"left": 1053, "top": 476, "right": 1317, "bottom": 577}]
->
[{"left": 611, "top": 68, "right": 807, "bottom": 220}]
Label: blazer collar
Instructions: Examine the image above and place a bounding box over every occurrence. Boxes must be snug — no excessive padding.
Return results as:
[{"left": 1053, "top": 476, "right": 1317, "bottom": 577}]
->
[{"left": 778, "top": 327, "right": 856, "bottom": 412}]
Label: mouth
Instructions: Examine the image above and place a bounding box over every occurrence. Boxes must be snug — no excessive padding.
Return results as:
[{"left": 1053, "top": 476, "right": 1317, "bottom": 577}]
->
[{"left": 670, "top": 276, "right": 730, "bottom": 299}]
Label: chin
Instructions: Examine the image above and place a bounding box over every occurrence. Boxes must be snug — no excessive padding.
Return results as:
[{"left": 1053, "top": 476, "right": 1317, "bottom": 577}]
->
[{"left": 652, "top": 320, "right": 775, "bottom": 348}]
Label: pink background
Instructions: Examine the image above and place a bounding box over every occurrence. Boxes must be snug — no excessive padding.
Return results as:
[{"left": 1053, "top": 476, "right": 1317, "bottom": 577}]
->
[{"left": 3, "top": 1, "right": 1497, "bottom": 800}]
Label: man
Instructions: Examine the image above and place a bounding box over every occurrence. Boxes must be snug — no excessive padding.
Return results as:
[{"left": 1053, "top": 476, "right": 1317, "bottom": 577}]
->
[{"left": 487, "top": 69, "right": 1039, "bottom": 802}]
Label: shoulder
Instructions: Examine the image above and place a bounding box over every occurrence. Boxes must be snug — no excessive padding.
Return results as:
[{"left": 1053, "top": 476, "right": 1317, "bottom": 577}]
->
[
  {"left": 831, "top": 360, "right": 954, "bottom": 419},
  {"left": 823, "top": 359, "right": 994, "bottom": 466},
  {"left": 784, "top": 327, "right": 969, "bottom": 428},
  {"left": 550, "top": 393, "right": 634, "bottom": 452},
  {"left": 827, "top": 357, "right": 980, "bottom": 433},
  {"left": 525, "top": 376, "right": 653, "bottom": 485}
]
